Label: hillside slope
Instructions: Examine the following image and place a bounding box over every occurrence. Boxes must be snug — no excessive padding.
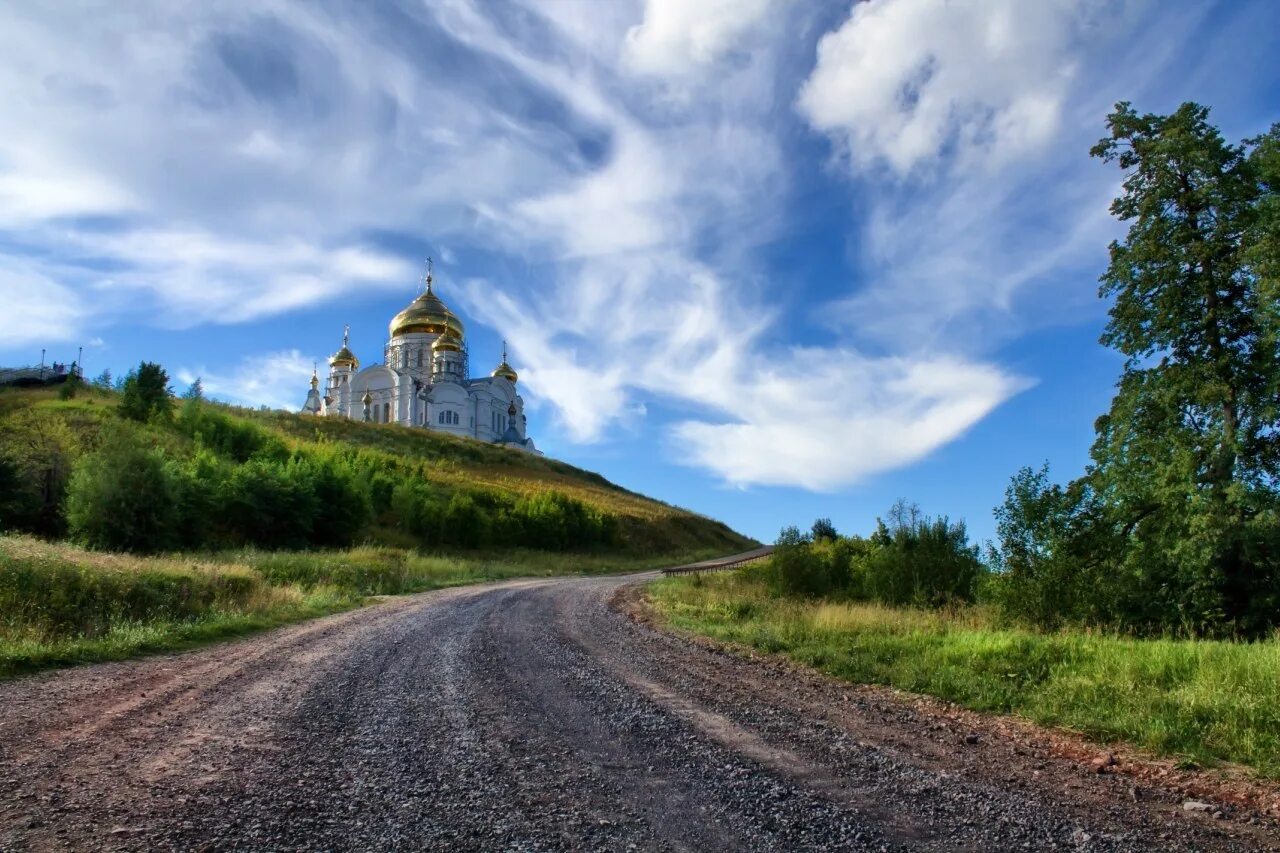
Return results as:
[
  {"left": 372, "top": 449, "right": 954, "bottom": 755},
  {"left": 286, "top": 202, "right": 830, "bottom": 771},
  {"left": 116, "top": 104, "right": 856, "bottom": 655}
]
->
[{"left": 0, "top": 386, "right": 751, "bottom": 556}]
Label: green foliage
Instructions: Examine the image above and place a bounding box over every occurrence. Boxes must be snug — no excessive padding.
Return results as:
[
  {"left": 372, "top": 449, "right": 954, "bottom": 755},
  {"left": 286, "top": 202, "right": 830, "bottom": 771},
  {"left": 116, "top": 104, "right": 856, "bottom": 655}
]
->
[
  {"left": 91, "top": 369, "right": 113, "bottom": 391},
  {"left": 865, "top": 501, "right": 982, "bottom": 607},
  {"left": 0, "top": 371, "right": 750, "bottom": 557},
  {"left": 764, "top": 510, "right": 979, "bottom": 606},
  {"left": 65, "top": 427, "right": 179, "bottom": 553},
  {"left": 810, "top": 517, "right": 838, "bottom": 541},
  {"left": 118, "top": 362, "right": 173, "bottom": 423},
  {"left": 0, "top": 410, "right": 80, "bottom": 536},
  {"left": 176, "top": 399, "right": 280, "bottom": 461},
  {"left": 988, "top": 103, "right": 1280, "bottom": 637},
  {"left": 986, "top": 465, "right": 1119, "bottom": 629}
]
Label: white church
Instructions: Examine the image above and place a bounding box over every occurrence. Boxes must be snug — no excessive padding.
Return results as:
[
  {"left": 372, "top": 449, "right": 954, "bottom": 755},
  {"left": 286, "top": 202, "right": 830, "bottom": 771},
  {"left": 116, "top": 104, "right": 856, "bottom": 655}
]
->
[{"left": 301, "top": 265, "right": 538, "bottom": 453}]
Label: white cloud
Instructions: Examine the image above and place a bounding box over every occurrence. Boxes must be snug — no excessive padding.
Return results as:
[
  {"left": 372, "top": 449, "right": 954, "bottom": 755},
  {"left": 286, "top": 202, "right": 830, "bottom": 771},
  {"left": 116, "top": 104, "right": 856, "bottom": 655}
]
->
[
  {"left": 673, "top": 353, "right": 1029, "bottom": 490},
  {"left": 177, "top": 349, "right": 316, "bottom": 412},
  {"left": 793, "top": 0, "right": 1168, "bottom": 355},
  {"left": 624, "top": 0, "right": 779, "bottom": 77},
  {"left": 797, "top": 0, "right": 1096, "bottom": 177},
  {"left": 0, "top": 261, "right": 85, "bottom": 349}
]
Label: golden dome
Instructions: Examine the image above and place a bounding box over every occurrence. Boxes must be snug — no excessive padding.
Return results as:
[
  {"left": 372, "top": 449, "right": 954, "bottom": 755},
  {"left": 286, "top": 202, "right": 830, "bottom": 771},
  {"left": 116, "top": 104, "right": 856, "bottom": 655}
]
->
[
  {"left": 330, "top": 325, "right": 359, "bottom": 369},
  {"left": 432, "top": 329, "right": 462, "bottom": 352},
  {"left": 389, "top": 279, "right": 465, "bottom": 339},
  {"left": 491, "top": 340, "right": 517, "bottom": 383}
]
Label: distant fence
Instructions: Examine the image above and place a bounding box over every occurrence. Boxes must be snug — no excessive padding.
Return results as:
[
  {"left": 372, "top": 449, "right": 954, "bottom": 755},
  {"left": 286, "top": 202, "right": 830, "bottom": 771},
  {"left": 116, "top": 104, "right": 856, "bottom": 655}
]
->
[
  {"left": 0, "top": 365, "right": 79, "bottom": 388},
  {"left": 661, "top": 546, "right": 775, "bottom": 576}
]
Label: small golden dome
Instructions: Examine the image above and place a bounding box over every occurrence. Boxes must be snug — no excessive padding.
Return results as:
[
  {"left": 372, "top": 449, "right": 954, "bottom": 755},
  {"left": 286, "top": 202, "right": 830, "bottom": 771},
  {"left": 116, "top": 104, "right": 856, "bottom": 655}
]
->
[
  {"left": 389, "top": 278, "right": 465, "bottom": 339},
  {"left": 331, "top": 325, "right": 359, "bottom": 369},
  {"left": 491, "top": 340, "right": 517, "bottom": 383},
  {"left": 330, "top": 345, "right": 359, "bottom": 369}
]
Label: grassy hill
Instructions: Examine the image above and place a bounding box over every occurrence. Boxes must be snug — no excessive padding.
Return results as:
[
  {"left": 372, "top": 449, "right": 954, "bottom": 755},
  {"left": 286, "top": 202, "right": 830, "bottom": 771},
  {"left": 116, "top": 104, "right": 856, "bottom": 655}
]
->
[
  {"left": 0, "top": 385, "right": 750, "bottom": 555},
  {"left": 0, "top": 383, "right": 752, "bottom": 675}
]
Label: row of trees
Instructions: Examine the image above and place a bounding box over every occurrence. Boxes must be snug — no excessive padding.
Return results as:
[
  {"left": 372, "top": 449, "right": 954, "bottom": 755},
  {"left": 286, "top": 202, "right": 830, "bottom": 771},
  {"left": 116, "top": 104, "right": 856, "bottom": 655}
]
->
[{"left": 767, "top": 103, "right": 1278, "bottom": 638}]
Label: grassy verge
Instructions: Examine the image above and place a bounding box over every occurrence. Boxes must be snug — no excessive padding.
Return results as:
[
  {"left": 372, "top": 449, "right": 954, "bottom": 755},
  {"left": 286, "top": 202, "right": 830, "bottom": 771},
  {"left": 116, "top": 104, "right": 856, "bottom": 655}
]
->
[
  {"left": 649, "top": 572, "right": 1280, "bottom": 778},
  {"left": 0, "top": 535, "right": 715, "bottom": 679}
]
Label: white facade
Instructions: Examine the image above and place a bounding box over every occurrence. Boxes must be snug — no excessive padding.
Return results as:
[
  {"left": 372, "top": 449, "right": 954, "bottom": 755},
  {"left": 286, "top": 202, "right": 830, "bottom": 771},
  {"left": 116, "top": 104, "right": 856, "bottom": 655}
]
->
[{"left": 302, "top": 271, "right": 538, "bottom": 454}]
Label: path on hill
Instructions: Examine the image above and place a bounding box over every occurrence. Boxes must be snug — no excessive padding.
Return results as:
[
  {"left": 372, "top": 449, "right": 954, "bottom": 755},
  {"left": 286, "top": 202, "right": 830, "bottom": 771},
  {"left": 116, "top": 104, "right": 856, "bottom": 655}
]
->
[{"left": 1, "top": 570, "right": 1276, "bottom": 852}]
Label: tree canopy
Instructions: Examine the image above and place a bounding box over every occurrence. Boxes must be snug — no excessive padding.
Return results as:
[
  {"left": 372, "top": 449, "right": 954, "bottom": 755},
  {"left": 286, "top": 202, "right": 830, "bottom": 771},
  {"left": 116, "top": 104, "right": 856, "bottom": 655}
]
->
[{"left": 995, "top": 103, "right": 1279, "bottom": 636}]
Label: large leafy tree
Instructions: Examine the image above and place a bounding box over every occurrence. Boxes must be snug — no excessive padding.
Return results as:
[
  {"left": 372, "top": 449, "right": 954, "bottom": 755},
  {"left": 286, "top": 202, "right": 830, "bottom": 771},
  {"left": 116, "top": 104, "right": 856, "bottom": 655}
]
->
[
  {"left": 995, "top": 104, "right": 1279, "bottom": 636},
  {"left": 1085, "top": 103, "right": 1278, "bottom": 634}
]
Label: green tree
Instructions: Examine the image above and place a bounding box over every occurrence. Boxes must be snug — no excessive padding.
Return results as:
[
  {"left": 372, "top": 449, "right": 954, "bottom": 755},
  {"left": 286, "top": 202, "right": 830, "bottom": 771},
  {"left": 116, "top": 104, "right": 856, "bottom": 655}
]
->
[
  {"left": 0, "top": 410, "right": 80, "bottom": 535},
  {"left": 92, "top": 369, "right": 113, "bottom": 390},
  {"left": 182, "top": 377, "right": 205, "bottom": 401},
  {"left": 118, "top": 362, "right": 173, "bottom": 423},
  {"left": 65, "top": 430, "right": 179, "bottom": 553},
  {"left": 810, "top": 517, "right": 838, "bottom": 542},
  {"left": 1084, "top": 102, "right": 1280, "bottom": 634}
]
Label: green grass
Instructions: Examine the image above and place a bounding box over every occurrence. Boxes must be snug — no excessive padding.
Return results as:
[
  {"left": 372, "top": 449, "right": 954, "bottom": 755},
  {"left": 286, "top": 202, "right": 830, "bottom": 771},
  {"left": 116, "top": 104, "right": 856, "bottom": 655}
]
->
[
  {"left": 0, "top": 535, "right": 718, "bottom": 679},
  {"left": 649, "top": 572, "right": 1280, "bottom": 778},
  {"left": 0, "top": 386, "right": 753, "bottom": 556}
]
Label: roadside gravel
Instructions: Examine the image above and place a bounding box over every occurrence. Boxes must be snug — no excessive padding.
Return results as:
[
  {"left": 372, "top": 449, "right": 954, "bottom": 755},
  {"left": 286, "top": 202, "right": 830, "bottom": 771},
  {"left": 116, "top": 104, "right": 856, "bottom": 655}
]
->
[{"left": 0, "top": 572, "right": 1275, "bottom": 851}]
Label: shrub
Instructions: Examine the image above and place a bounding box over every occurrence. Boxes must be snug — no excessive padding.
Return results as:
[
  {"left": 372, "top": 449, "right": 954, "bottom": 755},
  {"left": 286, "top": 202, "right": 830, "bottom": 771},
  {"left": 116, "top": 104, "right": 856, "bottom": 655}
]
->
[
  {"left": 177, "top": 399, "right": 276, "bottom": 462},
  {"left": 864, "top": 501, "right": 983, "bottom": 607},
  {"left": 65, "top": 429, "right": 180, "bottom": 553},
  {"left": 213, "top": 459, "right": 319, "bottom": 550}
]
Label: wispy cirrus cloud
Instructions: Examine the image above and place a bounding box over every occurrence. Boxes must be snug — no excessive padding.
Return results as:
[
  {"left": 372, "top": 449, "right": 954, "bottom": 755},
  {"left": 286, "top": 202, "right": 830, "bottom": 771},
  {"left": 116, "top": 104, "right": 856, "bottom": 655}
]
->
[{"left": 0, "top": 0, "right": 1221, "bottom": 491}]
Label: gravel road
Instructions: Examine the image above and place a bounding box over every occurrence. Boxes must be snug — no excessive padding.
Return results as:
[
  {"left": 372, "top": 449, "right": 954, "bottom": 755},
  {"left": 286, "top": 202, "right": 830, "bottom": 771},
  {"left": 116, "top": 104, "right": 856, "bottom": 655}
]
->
[{"left": 1, "top": 571, "right": 1276, "bottom": 851}]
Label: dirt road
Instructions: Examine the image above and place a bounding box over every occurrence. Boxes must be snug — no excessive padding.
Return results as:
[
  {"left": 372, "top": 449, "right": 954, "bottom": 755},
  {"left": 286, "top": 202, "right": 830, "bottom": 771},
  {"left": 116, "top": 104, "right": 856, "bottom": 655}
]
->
[{"left": 1, "top": 573, "right": 1275, "bottom": 851}]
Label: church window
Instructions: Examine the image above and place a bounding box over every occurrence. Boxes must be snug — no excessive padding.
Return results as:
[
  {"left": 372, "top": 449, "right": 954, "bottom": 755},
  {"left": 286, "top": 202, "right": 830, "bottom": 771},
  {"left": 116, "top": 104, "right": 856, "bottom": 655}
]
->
[{"left": 384, "top": 402, "right": 391, "bottom": 423}]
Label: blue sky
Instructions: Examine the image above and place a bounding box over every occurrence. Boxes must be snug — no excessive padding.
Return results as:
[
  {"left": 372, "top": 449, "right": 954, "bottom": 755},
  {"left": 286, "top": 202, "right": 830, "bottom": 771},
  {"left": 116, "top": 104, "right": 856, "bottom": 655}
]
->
[{"left": 3, "top": 0, "right": 1278, "bottom": 545}]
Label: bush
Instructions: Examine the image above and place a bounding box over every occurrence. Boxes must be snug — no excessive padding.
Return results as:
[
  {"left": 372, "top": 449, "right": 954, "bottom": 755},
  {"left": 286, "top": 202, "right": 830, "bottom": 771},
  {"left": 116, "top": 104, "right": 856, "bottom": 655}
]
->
[
  {"left": 65, "top": 429, "right": 180, "bottom": 553},
  {"left": 177, "top": 399, "right": 277, "bottom": 462},
  {"left": 766, "top": 510, "right": 983, "bottom": 607},
  {"left": 213, "top": 459, "right": 319, "bottom": 550},
  {"left": 865, "top": 506, "right": 983, "bottom": 607},
  {"left": 767, "top": 525, "right": 856, "bottom": 598}
]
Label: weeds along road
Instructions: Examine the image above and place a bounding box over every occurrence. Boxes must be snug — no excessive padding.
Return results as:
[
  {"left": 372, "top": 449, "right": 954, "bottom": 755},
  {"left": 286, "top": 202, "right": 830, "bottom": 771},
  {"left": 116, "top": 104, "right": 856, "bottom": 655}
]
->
[{"left": 0, "top": 573, "right": 1275, "bottom": 852}]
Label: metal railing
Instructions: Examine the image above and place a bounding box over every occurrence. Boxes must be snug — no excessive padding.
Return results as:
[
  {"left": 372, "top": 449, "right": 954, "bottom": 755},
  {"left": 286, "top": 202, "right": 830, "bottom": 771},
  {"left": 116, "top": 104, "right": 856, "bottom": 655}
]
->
[{"left": 660, "top": 546, "right": 775, "bottom": 576}]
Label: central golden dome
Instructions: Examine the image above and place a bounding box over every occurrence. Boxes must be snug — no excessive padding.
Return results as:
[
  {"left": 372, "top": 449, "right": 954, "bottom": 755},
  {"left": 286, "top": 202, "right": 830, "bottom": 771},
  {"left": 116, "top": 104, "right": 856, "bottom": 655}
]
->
[{"left": 389, "top": 281, "right": 465, "bottom": 338}]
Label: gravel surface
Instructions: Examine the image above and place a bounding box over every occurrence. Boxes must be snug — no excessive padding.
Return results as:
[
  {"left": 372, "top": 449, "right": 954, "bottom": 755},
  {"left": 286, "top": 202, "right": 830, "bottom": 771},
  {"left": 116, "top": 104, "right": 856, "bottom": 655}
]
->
[{"left": 1, "top": 572, "right": 1276, "bottom": 851}]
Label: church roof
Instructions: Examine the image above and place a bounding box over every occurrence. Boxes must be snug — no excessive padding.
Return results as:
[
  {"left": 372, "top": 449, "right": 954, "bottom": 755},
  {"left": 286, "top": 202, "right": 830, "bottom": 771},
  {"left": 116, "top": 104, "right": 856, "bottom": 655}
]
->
[{"left": 389, "top": 271, "right": 464, "bottom": 338}]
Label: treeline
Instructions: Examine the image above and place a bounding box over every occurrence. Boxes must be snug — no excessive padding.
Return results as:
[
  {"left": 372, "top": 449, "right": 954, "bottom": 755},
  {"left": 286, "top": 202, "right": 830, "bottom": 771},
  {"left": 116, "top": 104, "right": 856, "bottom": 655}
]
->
[
  {"left": 768, "top": 102, "right": 1280, "bottom": 639},
  {"left": 759, "top": 507, "right": 983, "bottom": 608},
  {"left": 0, "top": 366, "right": 617, "bottom": 555}
]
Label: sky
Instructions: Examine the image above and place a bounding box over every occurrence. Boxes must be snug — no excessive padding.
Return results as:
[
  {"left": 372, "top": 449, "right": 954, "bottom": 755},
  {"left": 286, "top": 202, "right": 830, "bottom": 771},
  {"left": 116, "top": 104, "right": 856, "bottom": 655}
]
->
[{"left": 2, "top": 0, "right": 1278, "bottom": 545}]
